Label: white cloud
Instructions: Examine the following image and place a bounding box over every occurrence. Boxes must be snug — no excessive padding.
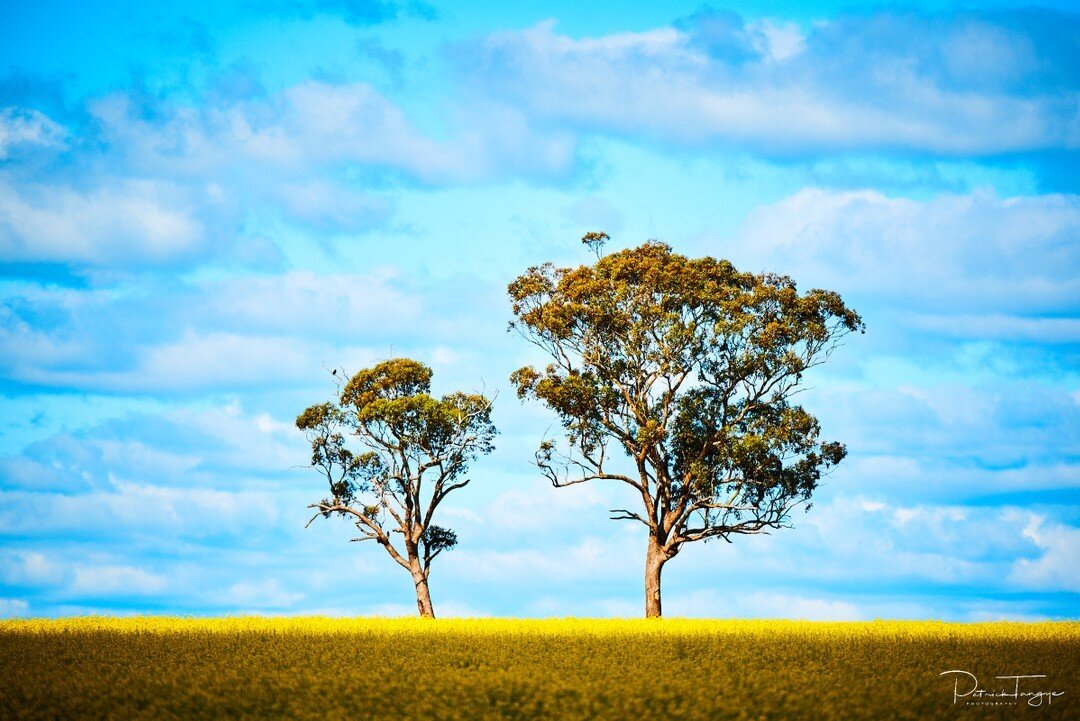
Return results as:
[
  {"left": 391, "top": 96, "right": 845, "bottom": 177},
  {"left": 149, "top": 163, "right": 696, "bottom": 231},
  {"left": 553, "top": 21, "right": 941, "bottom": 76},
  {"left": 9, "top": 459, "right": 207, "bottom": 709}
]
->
[
  {"left": 481, "top": 483, "right": 611, "bottom": 534},
  {"left": 195, "top": 270, "right": 421, "bottom": 337},
  {"left": 3, "top": 80, "right": 534, "bottom": 270},
  {"left": 0, "top": 551, "right": 65, "bottom": 586},
  {"left": 668, "top": 496, "right": 1055, "bottom": 592},
  {"left": 5, "top": 331, "right": 374, "bottom": 394},
  {"left": 670, "top": 590, "right": 862, "bottom": 620},
  {"left": 69, "top": 564, "right": 167, "bottom": 596},
  {"left": 0, "top": 107, "right": 66, "bottom": 158},
  {"left": 91, "top": 80, "right": 573, "bottom": 188},
  {"left": 94, "top": 440, "right": 202, "bottom": 479},
  {"left": 0, "top": 398, "right": 308, "bottom": 494},
  {"left": 906, "top": 314, "right": 1080, "bottom": 344},
  {"left": 3, "top": 333, "right": 287, "bottom": 393},
  {"left": 0, "top": 269, "right": 420, "bottom": 393},
  {"left": 163, "top": 403, "right": 305, "bottom": 474},
  {"left": 1011, "top": 516, "right": 1080, "bottom": 592},
  {"left": 730, "top": 188, "right": 1080, "bottom": 314},
  {"left": 0, "top": 598, "right": 30, "bottom": 617},
  {"left": 748, "top": 20, "right": 805, "bottom": 62},
  {"left": 273, "top": 179, "right": 390, "bottom": 231},
  {"left": 218, "top": 579, "right": 304, "bottom": 609},
  {"left": 447, "top": 530, "right": 639, "bottom": 584},
  {"left": 279, "top": 82, "right": 459, "bottom": 178},
  {"left": 454, "top": 12, "right": 1078, "bottom": 155},
  {"left": 895, "top": 384, "right": 996, "bottom": 428},
  {"left": 0, "top": 173, "right": 221, "bottom": 265},
  {"left": 140, "top": 333, "right": 311, "bottom": 389},
  {"left": 109, "top": 482, "right": 284, "bottom": 526},
  {"left": 813, "top": 379, "right": 1080, "bottom": 490},
  {"left": 564, "top": 196, "right": 625, "bottom": 234},
  {"left": 0, "top": 483, "right": 285, "bottom": 538}
]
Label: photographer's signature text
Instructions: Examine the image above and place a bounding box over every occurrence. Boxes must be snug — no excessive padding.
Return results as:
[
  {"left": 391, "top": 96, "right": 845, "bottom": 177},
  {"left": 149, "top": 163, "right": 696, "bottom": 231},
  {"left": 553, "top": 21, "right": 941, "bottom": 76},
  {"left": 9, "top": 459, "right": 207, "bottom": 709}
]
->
[{"left": 940, "top": 670, "right": 1065, "bottom": 707}]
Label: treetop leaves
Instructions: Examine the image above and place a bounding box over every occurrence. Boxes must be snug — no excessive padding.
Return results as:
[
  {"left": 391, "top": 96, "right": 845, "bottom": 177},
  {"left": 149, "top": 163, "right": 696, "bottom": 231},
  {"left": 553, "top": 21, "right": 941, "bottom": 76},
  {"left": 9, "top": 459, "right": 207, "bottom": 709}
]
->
[{"left": 508, "top": 239, "right": 863, "bottom": 550}]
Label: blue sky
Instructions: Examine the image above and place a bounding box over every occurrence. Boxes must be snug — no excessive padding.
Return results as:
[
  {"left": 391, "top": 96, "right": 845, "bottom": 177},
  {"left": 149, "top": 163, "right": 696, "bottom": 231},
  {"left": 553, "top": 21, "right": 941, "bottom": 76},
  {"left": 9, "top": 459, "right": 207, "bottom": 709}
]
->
[{"left": 0, "top": 0, "right": 1077, "bottom": 619}]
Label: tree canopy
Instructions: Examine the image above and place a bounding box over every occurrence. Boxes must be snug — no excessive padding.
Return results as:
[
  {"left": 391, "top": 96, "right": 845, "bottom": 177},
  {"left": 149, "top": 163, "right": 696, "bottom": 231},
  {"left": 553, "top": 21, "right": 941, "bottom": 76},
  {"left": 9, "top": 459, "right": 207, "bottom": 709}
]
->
[
  {"left": 509, "top": 239, "right": 863, "bottom": 616},
  {"left": 296, "top": 358, "right": 496, "bottom": 617}
]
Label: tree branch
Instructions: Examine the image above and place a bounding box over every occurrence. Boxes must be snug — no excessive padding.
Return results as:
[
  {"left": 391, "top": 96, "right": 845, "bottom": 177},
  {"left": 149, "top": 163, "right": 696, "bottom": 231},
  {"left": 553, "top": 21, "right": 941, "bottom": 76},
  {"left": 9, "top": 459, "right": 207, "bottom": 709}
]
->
[{"left": 610, "top": 508, "right": 650, "bottom": 526}]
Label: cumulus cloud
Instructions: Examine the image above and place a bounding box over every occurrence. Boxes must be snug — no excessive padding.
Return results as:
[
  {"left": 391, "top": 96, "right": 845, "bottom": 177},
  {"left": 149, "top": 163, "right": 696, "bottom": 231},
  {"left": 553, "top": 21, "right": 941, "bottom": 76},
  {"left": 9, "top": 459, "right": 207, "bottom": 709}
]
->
[
  {"left": 0, "top": 269, "right": 422, "bottom": 393},
  {"left": 814, "top": 379, "right": 1080, "bottom": 476},
  {"left": 69, "top": 564, "right": 167, "bottom": 596},
  {"left": 2, "top": 398, "right": 1074, "bottom": 615},
  {"left": 1011, "top": 515, "right": 1080, "bottom": 592},
  {"left": 0, "top": 399, "right": 308, "bottom": 493},
  {"left": 0, "top": 551, "right": 65, "bottom": 586},
  {"left": 652, "top": 496, "right": 1078, "bottom": 601},
  {"left": 0, "top": 107, "right": 66, "bottom": 158},
  {"left": 272, "top": 179, "right": 391, "bottom": 232},
  {"left": 0, "top": 483, "right": 287, "bottom": 539},
  {"left": 479, "top": 483, "right": 612, "bottom": 535},
  {"left": 447, "top": 532, "right": 640, "bottom": 584},
  {"left": 193, "top": 270, "right": 421, "bottom": 337},
  {"left": 0, "top": 173, "right": 231, "bottom": 266},
  {"left": 0, "top": 550, "right": 167, "bottom": 601},
  {"left": 0, "top": 397, "right": 373, "bottom": 612},
  {"left": 0, "top": 598, "right": 30, "bottom": 617},
  {"left": 91, "top": 80, "right": 572, "bottom": 187},
  {"left": 217, "top": 579, "right": 304, "bottom": 610},
  {"left": 452, "top": 9, "right": 1079, "bottom": 157},
  {"left": 905, "top": 314, "right": 1080, "bottom": 344},
  {"left": 4, "top": 332, "right": 319, "bottom": 394},
  {"left": 0, "top": 73, "right": 579, "bottom": 271},
  {"left": 728, "top": 188, "right": 1080, "bottom": 315}
]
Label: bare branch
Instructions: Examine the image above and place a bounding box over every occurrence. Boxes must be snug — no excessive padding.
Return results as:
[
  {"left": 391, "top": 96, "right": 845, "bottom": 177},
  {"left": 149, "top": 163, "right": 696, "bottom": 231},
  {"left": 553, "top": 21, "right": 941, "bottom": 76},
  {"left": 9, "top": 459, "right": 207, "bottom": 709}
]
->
[{"left": 610, "top": 508, "right": 650, "bottom": 526}]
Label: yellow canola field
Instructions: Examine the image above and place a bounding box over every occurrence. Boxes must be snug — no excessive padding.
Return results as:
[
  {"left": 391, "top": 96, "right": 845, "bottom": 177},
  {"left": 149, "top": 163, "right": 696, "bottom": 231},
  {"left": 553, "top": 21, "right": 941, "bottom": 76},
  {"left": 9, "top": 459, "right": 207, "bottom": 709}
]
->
[{"left": 2, "top": 618, "right": 1076, "bottom": 720}]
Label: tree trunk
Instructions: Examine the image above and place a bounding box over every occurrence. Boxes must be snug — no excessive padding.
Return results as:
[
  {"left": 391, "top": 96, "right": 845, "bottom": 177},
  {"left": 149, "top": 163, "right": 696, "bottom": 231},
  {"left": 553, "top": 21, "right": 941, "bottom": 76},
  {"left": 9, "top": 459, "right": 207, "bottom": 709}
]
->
[
  {"left": 403, "top": 538, "right": 435, "bottom": 619},
  {"left": 644, "top": 538, "right": 667, "bottom": 618},
  {"left": 410, "top": 563, "right": 435, "bottom": 618}
]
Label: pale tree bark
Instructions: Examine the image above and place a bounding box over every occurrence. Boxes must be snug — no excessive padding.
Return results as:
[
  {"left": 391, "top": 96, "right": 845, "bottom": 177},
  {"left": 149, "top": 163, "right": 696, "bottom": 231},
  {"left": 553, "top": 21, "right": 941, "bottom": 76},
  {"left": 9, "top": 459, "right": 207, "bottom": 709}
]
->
[
  {"left": 644, "top": 537, "right": 668, "bottom": 619},
  {"left": 405, "top": 538, "right": 435, "bottom": 618},
  {"left": 411, "top": 563, "right": 435, "bottom": 619}
]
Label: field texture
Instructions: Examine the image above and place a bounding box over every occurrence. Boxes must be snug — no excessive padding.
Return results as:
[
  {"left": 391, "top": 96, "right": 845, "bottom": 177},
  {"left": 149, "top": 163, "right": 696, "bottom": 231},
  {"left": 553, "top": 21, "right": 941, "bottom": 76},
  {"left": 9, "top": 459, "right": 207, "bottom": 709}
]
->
[{"left": 1, "top": 618, "right": 1076, "bottom": 720}]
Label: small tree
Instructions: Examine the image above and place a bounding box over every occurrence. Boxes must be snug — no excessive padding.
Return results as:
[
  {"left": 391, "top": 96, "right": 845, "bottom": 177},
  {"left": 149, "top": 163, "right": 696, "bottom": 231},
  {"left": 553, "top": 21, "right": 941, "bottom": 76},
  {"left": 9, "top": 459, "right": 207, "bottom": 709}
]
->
[
  {"left": 296, "top": 358, "right": 495, "bottom": 618},
  {"left": 508, "top": 238, "right": 863, "bottom": 617}
]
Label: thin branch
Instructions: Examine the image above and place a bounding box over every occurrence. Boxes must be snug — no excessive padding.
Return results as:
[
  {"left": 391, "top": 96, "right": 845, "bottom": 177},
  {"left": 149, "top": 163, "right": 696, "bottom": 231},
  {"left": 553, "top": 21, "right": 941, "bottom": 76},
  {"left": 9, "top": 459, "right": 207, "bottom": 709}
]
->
[{"left": 609, "top": 508, "right": 650, "bottom": 526}]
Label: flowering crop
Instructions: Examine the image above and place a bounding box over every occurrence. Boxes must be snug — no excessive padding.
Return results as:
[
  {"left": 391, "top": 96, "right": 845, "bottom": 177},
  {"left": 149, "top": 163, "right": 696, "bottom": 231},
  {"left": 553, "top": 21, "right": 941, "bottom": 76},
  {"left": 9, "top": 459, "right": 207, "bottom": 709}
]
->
[{"left": 1, "top": 618, "right": 1075, "bottom": 719}]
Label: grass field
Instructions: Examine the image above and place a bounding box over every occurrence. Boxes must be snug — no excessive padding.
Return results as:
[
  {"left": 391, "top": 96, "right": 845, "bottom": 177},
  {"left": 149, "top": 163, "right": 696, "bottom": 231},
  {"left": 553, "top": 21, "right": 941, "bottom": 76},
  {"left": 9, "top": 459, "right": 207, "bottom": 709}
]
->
[{"left": 1, "top": 618, "right": 1076, "bottom": 720}]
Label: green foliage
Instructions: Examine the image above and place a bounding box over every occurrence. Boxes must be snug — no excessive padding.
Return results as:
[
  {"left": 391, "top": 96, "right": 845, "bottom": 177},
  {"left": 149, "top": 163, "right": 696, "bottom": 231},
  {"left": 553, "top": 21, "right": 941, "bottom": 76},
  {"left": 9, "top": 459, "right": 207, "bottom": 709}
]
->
[
  {"left": 341, "top": 357, "right": 433, "bottom": 409},
  {"left": 581, "top": 230, "right": 610, "bottom": 257},
  {"left": 509, "top": 239, "right": 863, "bottom": 552},
  {"left": 421, "top": 524, "right": 459, "bottom": 564},
  {"left": 296, "top": 358, "right": 496, "bottom": 593}
]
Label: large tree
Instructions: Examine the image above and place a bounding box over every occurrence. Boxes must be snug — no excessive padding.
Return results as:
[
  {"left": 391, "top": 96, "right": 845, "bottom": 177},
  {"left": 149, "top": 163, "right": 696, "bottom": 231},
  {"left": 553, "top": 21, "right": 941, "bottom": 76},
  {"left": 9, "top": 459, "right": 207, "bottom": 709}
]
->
[
  {"left": 508, "top": 238, "right": 863, "bottom": 617},
  {"left": 296, "top": 358, "right": 495, "bottom": 618}
]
